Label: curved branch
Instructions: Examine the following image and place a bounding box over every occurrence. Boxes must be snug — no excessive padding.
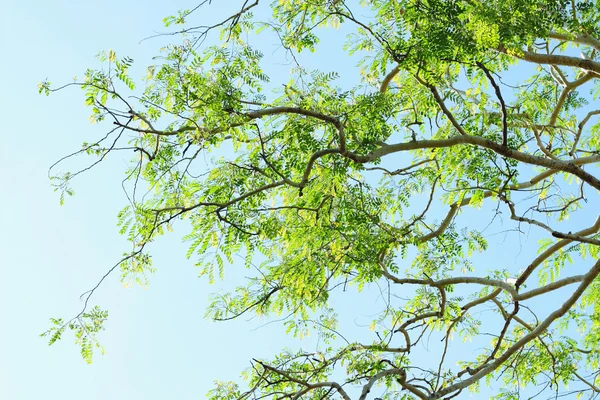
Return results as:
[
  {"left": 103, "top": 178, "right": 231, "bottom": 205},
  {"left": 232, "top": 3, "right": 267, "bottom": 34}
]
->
[
  {"left": 359, "top": 368, "right": 427, "bottom": 400},
  {"left": 247, "top": 106, "right": 340, "bottom": 126},
  {"left": 517, "top": 275, "right": 587, "bottom": 301},
  {"left": 515, "top": 216, "right": 600, "bottom": 289},
  {"left": 417, "top": 204, "right": 458, "bottom": 243},
  {"left": 380, "top": 65, "right": 400, "bottom": 93},
  {"left": 380, "top": 269, "right": 518, "bottom": 299},
  {"left": 499, "top": 46, "right": 600, "bottom": 76},
  {"left": 571, "top": 109, "right": 600, "bottom": 155},
  {"left": 256, "top": 360, "right": 352, "bottom": 400},
  {"left": 548, "top": 32, "right": 600, "bottom": 52},
  {"left": 549, "top": 73, "right": 594, "bottom": 126},
  {"left": 432, "top": 259, "right": 600, "bottom": 399},
  {"left": 359, "top": 137, "right": 600, "bottom": 190},
  {"left": 476, "top": 62, "right": 508, "bottom": 147},
  {"left": 415, "top": 76, "right": 468, "bottom": 136}
]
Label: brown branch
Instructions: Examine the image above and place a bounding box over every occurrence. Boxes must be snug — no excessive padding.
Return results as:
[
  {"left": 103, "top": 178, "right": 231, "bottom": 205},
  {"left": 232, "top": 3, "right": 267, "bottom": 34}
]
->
[
  {"left": 551, "top": 231, "right": 600, "bottom": 245},
  {"left": 401, "top": 153, "right": 597, "bottom": 245},
  {"left": 476, "top": 62, "right": 508, "bottom": 147},
  {"left": 532, "top": 125, "right": 560, "bottom": 160},
  {"left": 154, "top": 179, "right": 287, "bottom": 214},
  {"left": 247, "top": 106, "right": 340, "bottom": 126},
  {"left": 436, "top": 288, "right": 503, "bottom": 391},
  {"left": 142, "top": 0, "right": 260, "bottom": 44},
  {"left": 417, "top": 204, "right": 458, "bottom": 243},
  {"left": 504, "top": 198, "right": 600, "bottom": 246},
  {"left": 256, "top": 360, "right": 352, "bottom": 400},
  {"left": 247, "top": 106, "right": 346, "bottom": 152},
  {"left": 415, "top": 76, "right": 469, "bottom": 136},
  {"left": 383, "top": 264, "right": 590, "bottom": 303},
  {"left": 573, "top": 371, "right": 600, "bottom": 393},
  {"left": 114, "top": 120, "right": 197, "bottom": 136},
  {"left": 492, "top": 298, "right": 559, "bottom": 384},
  {"left": 358, "top": 137, "right": 600, "bottom": 191},
  {"left": 359, "top": 368, "right": 427, "bottom": 400},
  {"left": 364, "top": 158, "right": 435, "bottom": 176}
]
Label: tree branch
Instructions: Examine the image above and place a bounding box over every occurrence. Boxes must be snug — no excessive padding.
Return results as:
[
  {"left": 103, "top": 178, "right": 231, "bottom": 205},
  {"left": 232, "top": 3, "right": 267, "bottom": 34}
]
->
[
  {"left": 432, "top": 259, "right": 600, "bottom": 399},
  {"left": 476, "top": 62, "right": 508, "bottom": 147},
  {"left": 359, "top": 137, "right": 600, "bottom": 191},
  {"left": 548, "top": 32, "right": 600, "bottom": 52},
  {"left": 499, "top": 46, "right": 600, "bottom": 76}
]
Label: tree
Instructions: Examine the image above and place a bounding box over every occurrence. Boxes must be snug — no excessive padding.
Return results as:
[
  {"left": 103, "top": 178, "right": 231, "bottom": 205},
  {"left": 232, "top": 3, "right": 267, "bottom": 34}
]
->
[{"left": 39, "top": 0, "right": 600, "bottom": 398}]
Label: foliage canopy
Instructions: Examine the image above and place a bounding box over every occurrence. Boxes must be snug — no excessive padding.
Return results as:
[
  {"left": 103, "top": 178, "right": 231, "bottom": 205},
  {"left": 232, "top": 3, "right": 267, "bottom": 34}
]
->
[{"left": 42, "top": 0, "right": 600, "bottom": 398}]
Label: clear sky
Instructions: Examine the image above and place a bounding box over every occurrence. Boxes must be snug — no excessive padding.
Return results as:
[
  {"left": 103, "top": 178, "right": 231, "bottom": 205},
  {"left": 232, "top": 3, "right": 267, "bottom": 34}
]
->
[
  {"left": 0, "top": 1, "right": 295, "bottom": 399},
  {"left": 0, "top": 2, "right": 382, "bottom": 399},
  {"left": 1, "top": 1, "right": 594, "bottom": 399}
]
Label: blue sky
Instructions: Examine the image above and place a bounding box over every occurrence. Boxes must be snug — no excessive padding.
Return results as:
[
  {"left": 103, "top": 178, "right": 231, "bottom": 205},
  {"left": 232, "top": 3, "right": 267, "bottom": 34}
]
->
[
  {"left": 1, "top": 1, "right": 597, "bottom": 399},
  {"left": 0, "top": 2, "right": 387, "bottom": 399},
  {"left": 0, "top": 1, "right": 293, "bottom": 399}
]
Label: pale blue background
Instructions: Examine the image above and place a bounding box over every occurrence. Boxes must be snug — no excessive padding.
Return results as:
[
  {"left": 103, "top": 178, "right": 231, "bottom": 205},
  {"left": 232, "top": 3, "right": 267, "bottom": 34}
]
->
[
  {"left": 0, "top": 1, "right": 593, "bottom": 399},
  {"left": 0, "top": 1, "right": 289, "bottom": 399},
  {"left": 0, "top": 2, "right": 378, "bottom": 399}
]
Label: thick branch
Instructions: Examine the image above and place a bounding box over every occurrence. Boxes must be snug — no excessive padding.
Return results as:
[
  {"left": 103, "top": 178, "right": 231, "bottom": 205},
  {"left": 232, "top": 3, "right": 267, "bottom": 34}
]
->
[
  {"left": 549, "top": 73, "right": 594, "bottom": 126},
  {"left": 518, "top": 274, "right": 587, "bottom": 300},
  {"left": 359, "top": 368, "right": 427, "bottom": 400},
  {"left": 417, "top": 204, "right": 458, "bottom": 243},
  {"left": 360, "top": 137, "right": 600, "bottom": 190},
  {"left": 380, "top": 270, "right": 518, "bottom": 299},
  {"left": 515, "top": 216, "right": 600, "bottom": 289},
  {"left": 247, "top": 107, "right": 346, "bottom": 151},
  {"left": 247, "top": 106, "right": 340, "bottom": 127},
  {"left": 500, "top": 46, "right": 600, "bottom": 76},
  {"left": 432, "top": 259, "right": 600, "bottom": 399},
  {"left": 380, "top": 66, "right": 400, "bottom": 93},
  {"left": 548, "top": 32, "right": 600, "bottom": 52}
]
